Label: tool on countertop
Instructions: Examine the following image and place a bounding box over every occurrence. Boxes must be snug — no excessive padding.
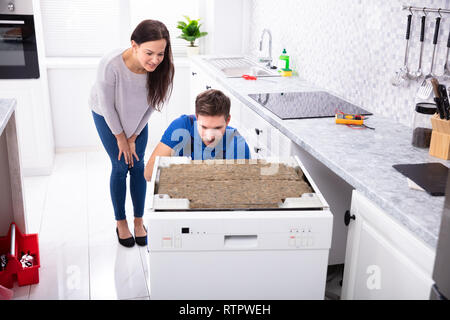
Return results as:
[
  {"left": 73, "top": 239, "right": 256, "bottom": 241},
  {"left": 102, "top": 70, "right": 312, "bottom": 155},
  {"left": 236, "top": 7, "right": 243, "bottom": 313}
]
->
[
  {"left": 431, "top": 78, "right": 447, "bottom": 119},
  {"left": 335, "top": 111, "right": 374, "bottom": 130},
  {"left": 417, "top": 15, "right": 441, "bottom": 99},
  {"left": 242, "top": 74, "right": 277, "bottom": 83}
]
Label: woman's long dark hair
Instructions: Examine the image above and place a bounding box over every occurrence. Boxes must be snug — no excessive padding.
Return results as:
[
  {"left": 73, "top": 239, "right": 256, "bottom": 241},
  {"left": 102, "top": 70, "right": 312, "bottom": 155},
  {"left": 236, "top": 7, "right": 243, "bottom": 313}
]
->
[{"left": 131, "top": 20, "right": 174, "bottom": 111}]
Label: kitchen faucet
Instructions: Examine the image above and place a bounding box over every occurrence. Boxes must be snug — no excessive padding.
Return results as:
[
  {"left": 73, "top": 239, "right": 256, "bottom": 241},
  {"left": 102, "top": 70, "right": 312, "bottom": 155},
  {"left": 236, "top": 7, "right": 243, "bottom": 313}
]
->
[{"left": 259, "top": 29, "right": 273, "bottom": 68}]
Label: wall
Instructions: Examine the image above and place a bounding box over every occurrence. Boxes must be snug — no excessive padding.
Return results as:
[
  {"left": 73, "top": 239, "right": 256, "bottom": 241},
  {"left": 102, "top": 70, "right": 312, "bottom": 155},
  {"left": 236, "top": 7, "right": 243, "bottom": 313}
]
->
[
  {"left": 199, "top": 0, "right": 245, "bottom": 55},
  {"left": 245, "top": 0, "right": 450, "bottom": 127},
  {"left": 40, "top": 0, "right": 192, "bottom": 152}
]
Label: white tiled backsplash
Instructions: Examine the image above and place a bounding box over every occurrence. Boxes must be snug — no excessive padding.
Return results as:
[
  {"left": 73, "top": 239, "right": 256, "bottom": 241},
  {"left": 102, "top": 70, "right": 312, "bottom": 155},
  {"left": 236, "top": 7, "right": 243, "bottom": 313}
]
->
[{"left": 244, "top": 0, "right": 450, "bottom": 127}]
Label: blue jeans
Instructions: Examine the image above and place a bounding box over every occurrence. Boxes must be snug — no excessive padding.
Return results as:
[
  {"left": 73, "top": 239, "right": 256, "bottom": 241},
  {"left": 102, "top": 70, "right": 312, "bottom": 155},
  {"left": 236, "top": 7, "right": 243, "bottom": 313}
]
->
[{"left": 92, "top": 111, "right": 148, "bottom": 221}]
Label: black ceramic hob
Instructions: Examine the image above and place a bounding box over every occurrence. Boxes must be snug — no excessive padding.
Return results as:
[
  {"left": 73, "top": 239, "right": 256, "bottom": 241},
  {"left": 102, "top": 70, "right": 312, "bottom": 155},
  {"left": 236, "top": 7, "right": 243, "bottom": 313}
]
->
[{"left": 248, "top": 91, "right": 372, "bottom": 120}]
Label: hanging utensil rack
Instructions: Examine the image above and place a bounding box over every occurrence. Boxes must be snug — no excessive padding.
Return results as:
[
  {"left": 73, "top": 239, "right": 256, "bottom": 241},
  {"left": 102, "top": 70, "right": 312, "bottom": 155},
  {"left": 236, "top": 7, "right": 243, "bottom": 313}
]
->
[{"left": 402, "top": 6, "right": 450, "bottom": 15}]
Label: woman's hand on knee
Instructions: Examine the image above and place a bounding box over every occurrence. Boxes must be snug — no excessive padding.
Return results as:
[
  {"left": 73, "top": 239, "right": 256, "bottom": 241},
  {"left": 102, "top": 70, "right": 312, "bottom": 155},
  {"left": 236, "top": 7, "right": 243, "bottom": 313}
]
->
[
  {"left": 115, "top": 133, "right": 131, "bottom": 165},
  {"left": 127, "top": 140, "right": 139, "bottom": 168}
]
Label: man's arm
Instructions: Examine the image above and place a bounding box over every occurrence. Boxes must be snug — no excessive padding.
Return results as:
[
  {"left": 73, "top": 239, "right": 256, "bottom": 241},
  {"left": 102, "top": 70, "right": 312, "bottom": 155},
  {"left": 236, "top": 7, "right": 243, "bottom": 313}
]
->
[{"left": 144, "top": 142, "right": 173, "bottom": 181}]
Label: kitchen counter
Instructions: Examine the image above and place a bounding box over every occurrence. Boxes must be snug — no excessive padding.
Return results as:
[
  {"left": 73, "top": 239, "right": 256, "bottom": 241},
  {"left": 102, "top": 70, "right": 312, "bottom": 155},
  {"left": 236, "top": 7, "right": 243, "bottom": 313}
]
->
[
  {"left": 191, "top": 55, "right": 450, "bottom": 250},
  {"left": 0, "top": 98, "right": 26, "bottom": 235},
  {"left": 0, "top": 98, "right": 16, "bottom": 136}
]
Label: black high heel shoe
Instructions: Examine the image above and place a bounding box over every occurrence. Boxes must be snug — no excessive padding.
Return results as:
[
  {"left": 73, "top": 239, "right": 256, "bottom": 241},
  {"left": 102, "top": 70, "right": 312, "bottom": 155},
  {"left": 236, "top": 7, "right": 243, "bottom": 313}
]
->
[
  {"left": 134, "top": 225, "right": 147, "bottom": 246},
  {"left": 116, "top": 228, "right": 135, "bottom": 248}
]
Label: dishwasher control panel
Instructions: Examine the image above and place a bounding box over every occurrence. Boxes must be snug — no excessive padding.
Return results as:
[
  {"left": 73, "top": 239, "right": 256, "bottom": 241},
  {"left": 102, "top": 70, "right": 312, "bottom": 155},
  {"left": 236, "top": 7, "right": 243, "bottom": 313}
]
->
[
  {"left": 288, "top": 227, "right": 315, "bottom": 248},
  {"left": 149, "top": 211, "right": 333, "bottom": 252}
]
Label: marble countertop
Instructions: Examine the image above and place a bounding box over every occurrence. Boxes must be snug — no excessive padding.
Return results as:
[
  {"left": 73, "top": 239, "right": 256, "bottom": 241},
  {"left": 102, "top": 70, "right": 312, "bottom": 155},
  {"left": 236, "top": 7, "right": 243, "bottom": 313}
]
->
[
  {"left": 0, "top": 98, "right": 16, "bottom": 136},
  {"left": 191, "top": 55, "right": 450, "bottom": 250}
]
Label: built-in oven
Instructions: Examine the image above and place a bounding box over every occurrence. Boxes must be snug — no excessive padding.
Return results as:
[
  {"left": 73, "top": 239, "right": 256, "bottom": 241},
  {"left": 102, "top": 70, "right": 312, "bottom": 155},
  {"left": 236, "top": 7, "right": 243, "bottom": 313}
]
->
[{"left": 0, "top": 0, "right": 39, "bottom": 79}]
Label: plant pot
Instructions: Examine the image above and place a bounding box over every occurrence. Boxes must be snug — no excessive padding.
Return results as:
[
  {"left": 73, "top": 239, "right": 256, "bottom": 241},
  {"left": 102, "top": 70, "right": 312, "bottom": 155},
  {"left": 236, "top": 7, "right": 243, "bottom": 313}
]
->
[{"left": 186, "top": 46, "right": 200, "bottom": 57}]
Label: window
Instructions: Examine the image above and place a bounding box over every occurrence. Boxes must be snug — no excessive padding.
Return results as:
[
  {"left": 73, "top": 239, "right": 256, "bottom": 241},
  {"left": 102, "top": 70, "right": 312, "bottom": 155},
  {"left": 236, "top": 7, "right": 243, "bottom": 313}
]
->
[
  {"left": 40, "top": 0, "right": 201, "bottom": 57},
  {"left": 40, "top": 0, "right": 127, "bottom": 57}
]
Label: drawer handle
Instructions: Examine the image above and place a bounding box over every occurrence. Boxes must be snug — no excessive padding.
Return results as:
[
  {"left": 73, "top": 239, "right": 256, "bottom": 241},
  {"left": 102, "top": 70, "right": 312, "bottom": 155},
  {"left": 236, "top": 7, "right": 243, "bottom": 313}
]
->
[
  {"left": 224, "top": 235, "right": 257, "bottom": 248},
  {"left": 344, "top": 210, "right": 356, "bottom": 226},
  {"left": 192, "top": 72, "right": 197, "bottom": 76},
  {"left": 254, "top": 146, "right": 262, "bottom": 153},
  {"left": 206, "top": 85, "right": 212, "bottom": 89},
  {"left": 255, "top": 128, "right": 263, "bottom": 135}
]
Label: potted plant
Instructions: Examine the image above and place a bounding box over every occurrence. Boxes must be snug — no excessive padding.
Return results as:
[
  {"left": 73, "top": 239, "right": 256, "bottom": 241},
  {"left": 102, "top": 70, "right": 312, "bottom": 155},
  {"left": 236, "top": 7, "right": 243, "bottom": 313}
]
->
[{"left": 177, "top": 16, "right": 208, "bottom": 56}]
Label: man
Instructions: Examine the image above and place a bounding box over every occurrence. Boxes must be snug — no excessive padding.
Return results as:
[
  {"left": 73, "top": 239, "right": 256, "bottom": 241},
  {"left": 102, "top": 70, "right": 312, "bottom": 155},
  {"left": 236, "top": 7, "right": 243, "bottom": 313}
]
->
[{"left": 144, "top": 89, "right": 250, "bottom": 181}]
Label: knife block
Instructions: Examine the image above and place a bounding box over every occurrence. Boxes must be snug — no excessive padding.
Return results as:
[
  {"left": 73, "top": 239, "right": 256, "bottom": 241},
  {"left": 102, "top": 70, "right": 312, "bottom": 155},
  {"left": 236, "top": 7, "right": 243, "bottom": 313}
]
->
[{"left": 429, "top": 114, "right": 450, "bottom": 160}]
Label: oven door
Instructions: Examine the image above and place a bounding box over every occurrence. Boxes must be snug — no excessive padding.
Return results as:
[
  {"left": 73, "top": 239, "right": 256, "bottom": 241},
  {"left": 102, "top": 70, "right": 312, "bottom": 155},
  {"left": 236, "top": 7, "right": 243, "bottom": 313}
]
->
[{"left": 0, "top": 14, "right": 39, "bottom": 79}]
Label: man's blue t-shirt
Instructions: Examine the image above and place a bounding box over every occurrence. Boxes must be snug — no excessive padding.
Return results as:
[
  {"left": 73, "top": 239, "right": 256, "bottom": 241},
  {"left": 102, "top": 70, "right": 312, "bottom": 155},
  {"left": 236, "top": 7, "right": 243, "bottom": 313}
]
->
[{"left": 160, "top": 114, "right": 250, "bottom": 160}]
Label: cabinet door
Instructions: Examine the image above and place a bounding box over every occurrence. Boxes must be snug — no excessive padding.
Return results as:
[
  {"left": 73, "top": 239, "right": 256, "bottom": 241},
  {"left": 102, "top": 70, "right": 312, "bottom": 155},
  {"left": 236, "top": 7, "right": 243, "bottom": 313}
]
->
[
  {"left": 0, "top": 83, "right": 54, "bottom": 175},
  {"left": 341, "top": 190, "right": 435, "bottom": 300},
  {"left": 190, "top": 65, "right": 241, "bottom": 130},
  {"left": 226, "top": 93, "right": 241, "bottom": 129},
  {"left": 268, "top": 127, "right": 293, "bottom": 158},
  {"left": 239, "top": 104, "right": 293, "bottom": 158},
  {"left": 190, "top": 65, "right": 224, "bottom": 113},
  {"left": 190, "top": 67, "right": 208, "bottom": 115}
]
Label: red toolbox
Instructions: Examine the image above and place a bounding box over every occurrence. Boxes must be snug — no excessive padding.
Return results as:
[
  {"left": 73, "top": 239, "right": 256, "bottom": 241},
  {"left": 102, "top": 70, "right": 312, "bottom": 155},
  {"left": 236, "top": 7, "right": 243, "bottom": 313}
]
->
[{"left": 0, "top": 223, "right": 40, "bottom": 288}]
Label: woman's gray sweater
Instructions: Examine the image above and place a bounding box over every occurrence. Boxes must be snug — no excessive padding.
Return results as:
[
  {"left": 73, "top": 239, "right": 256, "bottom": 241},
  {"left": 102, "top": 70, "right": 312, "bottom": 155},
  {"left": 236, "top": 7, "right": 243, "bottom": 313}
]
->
[{"left": 89, "top": 48, "right": 153, "bottom": 138}]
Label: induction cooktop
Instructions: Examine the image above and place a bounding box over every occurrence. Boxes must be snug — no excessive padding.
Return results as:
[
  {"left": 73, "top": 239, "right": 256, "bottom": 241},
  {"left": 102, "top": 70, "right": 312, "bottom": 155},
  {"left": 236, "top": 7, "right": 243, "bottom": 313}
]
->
[{"left": 248, "top": 91, "right": 372, "bottom": 120}]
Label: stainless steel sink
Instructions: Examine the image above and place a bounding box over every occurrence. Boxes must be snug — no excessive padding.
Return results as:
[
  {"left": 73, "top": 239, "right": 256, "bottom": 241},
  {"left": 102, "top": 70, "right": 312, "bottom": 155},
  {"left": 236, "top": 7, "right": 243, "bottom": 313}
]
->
[{"left": 205, "top": 57, "right": 280, "bottom": 78}]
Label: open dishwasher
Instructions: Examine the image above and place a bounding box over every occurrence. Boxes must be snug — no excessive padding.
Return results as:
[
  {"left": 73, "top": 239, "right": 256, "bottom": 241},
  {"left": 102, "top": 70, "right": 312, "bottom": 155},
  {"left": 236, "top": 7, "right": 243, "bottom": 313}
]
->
[{"left": 146, "top": 156, "right": 333, "bottom": 300}]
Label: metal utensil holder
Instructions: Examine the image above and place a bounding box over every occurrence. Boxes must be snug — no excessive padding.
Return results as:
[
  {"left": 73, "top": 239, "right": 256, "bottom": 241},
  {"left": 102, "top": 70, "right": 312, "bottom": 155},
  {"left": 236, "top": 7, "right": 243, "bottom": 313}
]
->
[{"left": 402, "top": 6, "right": 450, "bottom": 15}]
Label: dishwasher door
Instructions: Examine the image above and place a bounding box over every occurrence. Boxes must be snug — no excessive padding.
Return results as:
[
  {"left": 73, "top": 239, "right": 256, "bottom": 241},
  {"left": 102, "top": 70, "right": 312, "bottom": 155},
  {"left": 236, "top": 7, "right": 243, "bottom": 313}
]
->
[{"left": 148, "top": 210, "right": 333, "bottom": 300}]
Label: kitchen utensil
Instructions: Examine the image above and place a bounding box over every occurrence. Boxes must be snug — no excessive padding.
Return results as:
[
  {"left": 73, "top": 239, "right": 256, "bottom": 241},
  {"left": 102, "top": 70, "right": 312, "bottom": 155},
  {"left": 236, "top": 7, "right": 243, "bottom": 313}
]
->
[
  {"left": 392, "top": 14, "right": 413, "bottom": 87},
  {"left": 242, "top": 74, "right": 277, "bottom": 83},
  {"left": 442, "top": 28, "right": 450, "bottom": 79},
  {"left": 438, "top": 84, "right": 450, "bottom": 120},
  {"left": 409, "top": 15, "right": 426, "bottom": 80},
  {"left": 431, "top": 78, "right": 445, "bottom": 119},
  {"left": 417, "top": 16, "right": 441, "bottom": 99},
  {"left": 393, "top": 163, "right": 449, "bottom": 196}
]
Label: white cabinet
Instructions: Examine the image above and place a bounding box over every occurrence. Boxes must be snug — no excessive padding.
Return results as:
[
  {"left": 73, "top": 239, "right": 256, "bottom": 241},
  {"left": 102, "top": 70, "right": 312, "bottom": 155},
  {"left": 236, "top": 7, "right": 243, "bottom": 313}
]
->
[
  {"left": 190, "top": 64, "right": 241, "bottom": 130},
  {"left": 239, "top": 103, "right": 293, "bottom": 159},
  {"left": 341, "top": 190, "right": 435, "bottom": 300},
  {"left": 190, "top": 66, "right": 209, "bottom": 115},
  {"left": 0, "top": 81, "right": 54, "bottom": 176}
]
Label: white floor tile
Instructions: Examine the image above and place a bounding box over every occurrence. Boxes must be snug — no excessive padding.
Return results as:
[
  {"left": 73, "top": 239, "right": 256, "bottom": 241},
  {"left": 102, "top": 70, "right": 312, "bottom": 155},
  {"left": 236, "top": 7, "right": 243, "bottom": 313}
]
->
[
  {"left": 138, "top": 245, "right": 151, "bottom": 296},
  {"left": 11, "top": 282, "right": 30, "bottom": 300},
  {"left": 89, "top": 243, "right": 149, "bottom": 300},
  {"left": 23, "top": 175, "right": 50, "bottom": 234},
  {"left": 21, "top": 151, "right": 150, "bottom": 300},
  {"left": 124, "top": 295, "right": 150, "bottom": 300},
  {"left": 29, "top": 244, "right": 90, "bottom": 300}
]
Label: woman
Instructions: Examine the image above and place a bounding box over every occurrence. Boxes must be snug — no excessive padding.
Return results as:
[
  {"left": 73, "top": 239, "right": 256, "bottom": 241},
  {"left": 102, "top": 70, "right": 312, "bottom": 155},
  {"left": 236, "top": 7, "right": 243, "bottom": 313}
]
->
[{"left": 89, "top": 20, "right": 174, "bottom": 247}]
